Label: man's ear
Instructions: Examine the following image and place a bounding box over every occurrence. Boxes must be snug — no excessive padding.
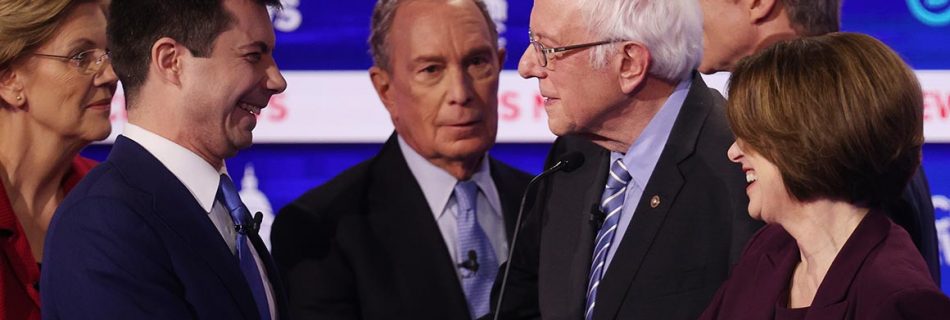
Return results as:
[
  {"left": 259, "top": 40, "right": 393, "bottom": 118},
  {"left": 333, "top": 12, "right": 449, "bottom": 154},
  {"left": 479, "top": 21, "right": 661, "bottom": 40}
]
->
[
  {"left": 618, "top": 42, "right": 651, "bottom": 94},
  {"left": 150, "top": 37, "right": 184, "bottom": 87},
  {"left": 369, "top": 66, "right": 396, "bottom": 114},
  {"left": 0, "top": 69, "right": 25, "bottom": 109},
  {"left": 747, "top": 0, "right": 779, "bottom": 24}
]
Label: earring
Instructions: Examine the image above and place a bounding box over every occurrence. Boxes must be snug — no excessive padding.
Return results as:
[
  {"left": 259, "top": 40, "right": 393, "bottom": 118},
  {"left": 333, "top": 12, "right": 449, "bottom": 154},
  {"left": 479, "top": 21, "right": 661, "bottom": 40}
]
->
[{"left": 15, "top": 96, "right": 21, "bottom": 101}]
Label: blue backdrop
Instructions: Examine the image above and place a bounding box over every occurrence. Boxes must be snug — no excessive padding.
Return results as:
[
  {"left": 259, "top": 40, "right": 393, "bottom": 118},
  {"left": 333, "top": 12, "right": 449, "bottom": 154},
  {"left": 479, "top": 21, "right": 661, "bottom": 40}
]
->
[{"left": 271, "top": 0, "right": 950, "bottom": 70}]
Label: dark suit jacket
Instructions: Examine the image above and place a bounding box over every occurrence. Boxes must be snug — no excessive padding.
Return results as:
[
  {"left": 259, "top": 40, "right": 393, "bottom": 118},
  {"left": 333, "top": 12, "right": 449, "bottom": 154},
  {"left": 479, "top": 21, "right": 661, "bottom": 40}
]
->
[
  {"left": 494, "top": 75, "right": 763, "bottom": 320},
  {"left": 41, "top": 136, "right": 287, "bottom": 320},
  {"left": 890, "top": 169, "right": 940, "bottom": 283},
  {"left": 271, "top": 134, "right": 532, "bottom": 320},
  {"left": 699, "top": 211, "right": 950, "bottom": 320}
]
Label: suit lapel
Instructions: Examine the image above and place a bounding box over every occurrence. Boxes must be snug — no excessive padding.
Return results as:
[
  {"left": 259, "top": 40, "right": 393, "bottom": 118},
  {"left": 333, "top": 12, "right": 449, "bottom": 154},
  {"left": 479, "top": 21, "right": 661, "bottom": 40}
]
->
[
  {"left": 109, "top": 137, "right": 260, "bottom": 319},
  {"left": 364, "top": 135, "right": 471, "bottom": 318},
  {"left": 490, "top": 157, "right": 524, "bottom": 241},
  {"left": 248, "top": 230, "right": 289, "bottom": 319},
  {"left": 538, "top": 136, "right": 611, "bottom": 317},
  {"left": 572, "top": 146, "right": 611, "bottom": 303},
  {"left": 594, "top": 76, "right": 717, "bottom": 320},
  {"left": 806, "top": 211, "right": 889, "bottom": 319}
]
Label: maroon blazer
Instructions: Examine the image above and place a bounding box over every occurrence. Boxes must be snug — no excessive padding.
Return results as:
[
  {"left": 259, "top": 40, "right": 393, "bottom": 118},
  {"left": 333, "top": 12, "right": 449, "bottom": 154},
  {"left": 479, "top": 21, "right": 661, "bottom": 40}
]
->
[{"left": 699, "top": 210, "right": 950, "bottom": 320}]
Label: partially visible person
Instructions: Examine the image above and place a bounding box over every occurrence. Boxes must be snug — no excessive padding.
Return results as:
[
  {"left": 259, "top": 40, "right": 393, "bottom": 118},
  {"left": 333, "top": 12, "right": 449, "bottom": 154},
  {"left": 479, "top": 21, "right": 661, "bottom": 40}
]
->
[
  {"left": 41, "top": 0, "right": 287, "bottom": 319},
  {"left": 271, "top": 0, "right": 531, "bottom": 319},
  {"left": 494, "top": 0, "right": 762, "bottom": 319},
  {"left": 700, "top": 32, "right": 950, "bottom": 320},
  {"left": 698, "top": 0, "right": 941, "bottom": 281},
  {"left": 0, "top": 1, "right": 115, "bottom": 318}
]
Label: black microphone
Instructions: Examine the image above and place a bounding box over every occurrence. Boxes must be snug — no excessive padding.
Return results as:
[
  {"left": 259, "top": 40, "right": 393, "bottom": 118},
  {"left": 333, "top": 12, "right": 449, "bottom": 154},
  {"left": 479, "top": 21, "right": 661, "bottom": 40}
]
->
[
  {"left": 234, "top": 211, "right": 263, "bottom": 235},
  {"left": 458, "top": 250, "right": 479, "bottom": 274},
  {"left": 491, "top": 151, "right": 585, "bottom": 320}
]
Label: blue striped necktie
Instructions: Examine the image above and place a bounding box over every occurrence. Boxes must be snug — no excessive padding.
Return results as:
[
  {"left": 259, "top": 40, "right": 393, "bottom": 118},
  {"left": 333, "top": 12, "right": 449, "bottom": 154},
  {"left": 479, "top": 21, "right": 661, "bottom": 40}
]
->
[
  {"left": 585, "top": 159, "right": 632, "bottom": 320},
  {"left": 454, "top": 180, "right": 498, "bottom": 319},
  {"left": 218, "top": 174, "right": 271, "bottom": 320}
]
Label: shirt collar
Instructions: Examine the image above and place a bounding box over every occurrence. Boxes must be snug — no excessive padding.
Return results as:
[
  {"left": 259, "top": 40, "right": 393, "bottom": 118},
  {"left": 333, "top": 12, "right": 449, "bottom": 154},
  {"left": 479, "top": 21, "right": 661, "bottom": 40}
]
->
[
  {"left": 122, "top": 123, "right": 227, "bottom": 212},
  {"left": 613, "top": 78, "right": 692, "bottom": 189},
  {"left": 397, "top": 136, "right": 501, "bottom": 219}
]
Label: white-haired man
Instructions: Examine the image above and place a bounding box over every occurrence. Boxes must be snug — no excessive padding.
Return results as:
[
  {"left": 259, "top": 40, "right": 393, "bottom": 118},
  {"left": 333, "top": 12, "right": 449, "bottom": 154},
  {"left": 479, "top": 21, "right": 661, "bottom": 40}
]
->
[{"left": 493, "top": 0, "right": 761, "bottom": 319}]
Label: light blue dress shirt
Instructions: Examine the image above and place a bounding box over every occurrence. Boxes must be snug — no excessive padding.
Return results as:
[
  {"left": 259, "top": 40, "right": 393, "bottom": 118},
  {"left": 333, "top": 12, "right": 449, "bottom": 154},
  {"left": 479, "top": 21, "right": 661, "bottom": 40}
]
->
[
  {"left": 603, "top": 79, "right": 692, "bottom": 270},
  {"left": 397, "top": 136, "right": 508, "bottom": 281}
]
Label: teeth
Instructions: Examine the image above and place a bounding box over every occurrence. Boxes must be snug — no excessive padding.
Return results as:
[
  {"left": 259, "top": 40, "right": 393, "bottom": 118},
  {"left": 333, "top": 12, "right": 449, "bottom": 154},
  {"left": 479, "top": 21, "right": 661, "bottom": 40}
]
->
[
  {"left": 745, "top": 171, "right": 757, "bottom": 184},
  {"left": 238, "top": 102, "right": 262, "bottom": 115}
]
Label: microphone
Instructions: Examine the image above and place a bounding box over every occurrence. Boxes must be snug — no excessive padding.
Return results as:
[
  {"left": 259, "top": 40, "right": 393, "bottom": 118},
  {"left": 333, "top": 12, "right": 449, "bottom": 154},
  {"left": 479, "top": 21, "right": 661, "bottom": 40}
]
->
[
  {"left": 491, "top": 151, "right": 585, "bottom": 320},
  {"left": 458, "top": 250, "right": 480, "bottom": 275},
  {"left": 234, "top": 211, "right": 264, "bottom": 235}
]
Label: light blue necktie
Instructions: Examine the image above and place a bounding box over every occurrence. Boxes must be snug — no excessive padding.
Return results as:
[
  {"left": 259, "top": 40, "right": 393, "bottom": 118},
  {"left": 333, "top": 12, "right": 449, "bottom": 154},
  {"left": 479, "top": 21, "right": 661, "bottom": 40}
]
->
[
  {"left": 218, "top": 174, "right": 271, "bottom": 320},
  {"left": 585, "top": 159, "right": 632, "bottom": 320},
  {"left": 454, "top": 180, "right": 498, "bottom": 319}
]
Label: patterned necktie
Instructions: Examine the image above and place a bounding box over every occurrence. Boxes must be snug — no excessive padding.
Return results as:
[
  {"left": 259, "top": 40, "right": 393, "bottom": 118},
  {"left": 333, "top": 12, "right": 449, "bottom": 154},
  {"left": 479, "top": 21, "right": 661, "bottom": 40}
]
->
[
  {"left": 585, "top": 159, "right": 632, "bottom": 320},
  {"left": 454, "top": 180, "right": 498, "bottom": 319},
  {"left": 218, "top": 174, "right": 271, "bottom": 320}
]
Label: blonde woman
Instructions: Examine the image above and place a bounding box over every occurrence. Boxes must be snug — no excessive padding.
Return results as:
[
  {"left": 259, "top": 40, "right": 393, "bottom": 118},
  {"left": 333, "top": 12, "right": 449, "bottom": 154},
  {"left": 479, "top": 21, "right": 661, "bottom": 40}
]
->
[{"left": 0, "top": 1, "right": 116, "bottom": 318}]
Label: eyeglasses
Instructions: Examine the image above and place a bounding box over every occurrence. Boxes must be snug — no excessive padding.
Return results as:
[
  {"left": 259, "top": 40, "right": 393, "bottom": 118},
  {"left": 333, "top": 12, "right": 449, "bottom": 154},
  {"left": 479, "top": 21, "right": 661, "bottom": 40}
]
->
[
  {"left": 528, "top": 30, "right": 623, "bottom": 68},
  {"left": 33, "top": 48, "right": 112, "bottom": 75}
]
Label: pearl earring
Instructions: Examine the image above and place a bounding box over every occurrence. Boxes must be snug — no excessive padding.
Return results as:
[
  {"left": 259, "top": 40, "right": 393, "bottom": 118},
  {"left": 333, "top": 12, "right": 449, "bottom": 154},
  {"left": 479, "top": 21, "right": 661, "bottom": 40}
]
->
[{"left": 16, "top": 96, "right": 22, "bottom": 101}]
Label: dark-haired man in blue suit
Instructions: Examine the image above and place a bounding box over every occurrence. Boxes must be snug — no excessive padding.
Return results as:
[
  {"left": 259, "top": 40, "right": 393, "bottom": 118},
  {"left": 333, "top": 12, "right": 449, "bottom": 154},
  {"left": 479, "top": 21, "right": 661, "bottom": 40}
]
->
[{"left": 41, "top": 0, "right": 287, "bottom": 319}]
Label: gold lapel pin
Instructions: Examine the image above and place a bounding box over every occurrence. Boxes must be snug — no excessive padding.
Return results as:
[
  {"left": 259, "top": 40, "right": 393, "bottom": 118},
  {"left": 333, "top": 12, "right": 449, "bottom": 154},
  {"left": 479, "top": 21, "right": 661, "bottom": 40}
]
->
[{"left": 650, "top": 195, "right": 661, "bottom": 208}]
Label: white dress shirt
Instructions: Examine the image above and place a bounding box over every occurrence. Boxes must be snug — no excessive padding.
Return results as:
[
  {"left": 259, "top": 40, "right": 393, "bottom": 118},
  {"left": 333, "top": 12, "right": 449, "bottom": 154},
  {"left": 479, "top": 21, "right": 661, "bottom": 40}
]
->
[
  {"left": 122, "top": 123, "right": 277, "bottom": 320},
  {"left": 397, "top": 136, "right": 509, "bottom": 281}
]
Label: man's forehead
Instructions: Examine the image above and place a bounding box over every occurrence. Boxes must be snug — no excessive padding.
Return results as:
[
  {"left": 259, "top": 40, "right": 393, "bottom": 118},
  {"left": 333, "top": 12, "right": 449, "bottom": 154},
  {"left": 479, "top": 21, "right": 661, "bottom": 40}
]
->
[
  {"left": 220, "top": 2, "right": 276, "bottom": 47},
  {"left": 529, "top": 0, "right": 583, "bottom": 41},
  {"left": 393, "top": 0, "right": 492, "bottom": 41}
]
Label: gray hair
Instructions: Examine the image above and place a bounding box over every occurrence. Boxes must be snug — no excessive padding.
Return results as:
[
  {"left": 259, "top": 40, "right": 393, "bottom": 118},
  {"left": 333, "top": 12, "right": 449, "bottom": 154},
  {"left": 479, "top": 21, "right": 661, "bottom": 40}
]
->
[
  {"left": 368, "top": 0, "right": 499, "bottom": 71},
  {"left": 581, "top": 0, "right": 703, "bottom": 82},
  {"left": 783, "top": 0, "right": 840, "bottom": 36}
]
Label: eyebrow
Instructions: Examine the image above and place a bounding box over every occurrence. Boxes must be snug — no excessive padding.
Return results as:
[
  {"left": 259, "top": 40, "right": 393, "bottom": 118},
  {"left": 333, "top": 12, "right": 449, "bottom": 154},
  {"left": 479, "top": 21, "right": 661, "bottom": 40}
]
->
[
  {"left": 464, "top": 46, "right": 496, "bottom": 60},
  {"left": 239, "top": 41, "right": 271, "bottom": 54},
  {"left": 66, "top": 38, "right": 99, "bottom": 50},
  {"left": 530, "top": 30, "right": 561, "bottom": 46},
  {"left": 412, "top": 55, "right": 446, "bottom": 65}
]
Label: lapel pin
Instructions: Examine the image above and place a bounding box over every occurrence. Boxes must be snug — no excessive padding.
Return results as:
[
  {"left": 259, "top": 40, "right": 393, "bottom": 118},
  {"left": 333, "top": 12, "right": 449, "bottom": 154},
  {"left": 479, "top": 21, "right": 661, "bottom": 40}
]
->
[{"left": 650, "top": 195, "right": 661, "bottom": 208}]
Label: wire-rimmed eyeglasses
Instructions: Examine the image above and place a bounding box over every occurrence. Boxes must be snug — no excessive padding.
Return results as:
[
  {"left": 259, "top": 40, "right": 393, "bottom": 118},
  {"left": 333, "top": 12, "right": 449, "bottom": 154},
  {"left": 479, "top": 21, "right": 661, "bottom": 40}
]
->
[
  {"left": 528, "top": 30, "right": 624, "bottom": 68},
  {"left": 33, "top": 48, "right": 112, "bottom": 75}
]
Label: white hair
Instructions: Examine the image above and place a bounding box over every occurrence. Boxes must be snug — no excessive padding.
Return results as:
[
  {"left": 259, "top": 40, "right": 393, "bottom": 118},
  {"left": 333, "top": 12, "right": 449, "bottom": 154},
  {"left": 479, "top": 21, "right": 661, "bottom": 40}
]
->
[{"left": 579, "top": 0, "right": 703, "bottom": 82}]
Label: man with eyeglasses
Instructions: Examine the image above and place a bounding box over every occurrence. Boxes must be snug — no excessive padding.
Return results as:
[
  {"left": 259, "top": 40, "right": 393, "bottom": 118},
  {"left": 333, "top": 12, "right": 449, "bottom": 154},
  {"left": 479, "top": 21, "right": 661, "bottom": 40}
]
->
[
  {"left": 271, "top": 0, "right": 531, "bottom": 319},
  {"left": 492, "top": 0, "right": 761, "bottom": 319}
]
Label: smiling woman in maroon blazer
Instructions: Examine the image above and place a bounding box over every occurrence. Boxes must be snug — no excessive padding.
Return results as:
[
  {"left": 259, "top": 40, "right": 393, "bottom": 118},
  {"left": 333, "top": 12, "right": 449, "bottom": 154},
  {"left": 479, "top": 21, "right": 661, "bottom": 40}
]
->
[{"left": 699, "top": 32, "right": 950, "bottom": 320}]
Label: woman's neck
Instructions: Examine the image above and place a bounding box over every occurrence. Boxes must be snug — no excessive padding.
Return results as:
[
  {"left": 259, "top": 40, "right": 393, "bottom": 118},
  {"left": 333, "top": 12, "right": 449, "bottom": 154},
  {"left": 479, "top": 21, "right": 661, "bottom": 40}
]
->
[
  {"left": 780, "top": 199, "right": 869, "bottom": 308},
  {"left": 1, "top": 118, "right": 85, "bottom": 261}
]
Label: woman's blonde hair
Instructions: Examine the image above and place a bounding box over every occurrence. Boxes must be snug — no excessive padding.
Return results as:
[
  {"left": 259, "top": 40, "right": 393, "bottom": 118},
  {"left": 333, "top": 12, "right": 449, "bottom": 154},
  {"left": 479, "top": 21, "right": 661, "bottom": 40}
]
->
[{"left": 0, "top": 0, "right": 95, "bottom": 72}]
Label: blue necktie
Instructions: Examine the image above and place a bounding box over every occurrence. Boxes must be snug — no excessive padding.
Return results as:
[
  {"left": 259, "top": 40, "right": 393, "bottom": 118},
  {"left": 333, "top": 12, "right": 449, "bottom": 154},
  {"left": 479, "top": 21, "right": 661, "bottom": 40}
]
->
[
  {"left": 218, "top": 174, "right": 271, "bottom": 320},
  {"left": 585, "top": 159, "right": 632, "bottom": 320},
  {"left": 454, "top": 180, "right": 498, "bottom": 319}
]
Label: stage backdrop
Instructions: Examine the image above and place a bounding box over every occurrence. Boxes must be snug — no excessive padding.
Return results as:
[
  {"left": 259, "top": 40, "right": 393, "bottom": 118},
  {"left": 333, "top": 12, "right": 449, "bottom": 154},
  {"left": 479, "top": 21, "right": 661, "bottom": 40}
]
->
[{"left": 84, "top": 0, "right": 950, "bottom": 292}]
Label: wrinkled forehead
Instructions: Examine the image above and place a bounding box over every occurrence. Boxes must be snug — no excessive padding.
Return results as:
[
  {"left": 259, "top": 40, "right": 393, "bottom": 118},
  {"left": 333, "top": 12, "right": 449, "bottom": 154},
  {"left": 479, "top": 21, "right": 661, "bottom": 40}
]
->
[
  {"left": 529, "top": 0, "right": 590, "bottom": 43},
  {"left": 390, "top": 0, "right": 496, "bottom": 49}
]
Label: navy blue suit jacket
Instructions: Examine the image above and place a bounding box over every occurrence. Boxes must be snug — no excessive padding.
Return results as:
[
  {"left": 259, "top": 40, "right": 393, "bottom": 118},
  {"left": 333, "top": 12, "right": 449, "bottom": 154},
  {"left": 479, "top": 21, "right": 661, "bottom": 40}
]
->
[{"left": 42, "top": 136, "right": 286, "bottom": 320}]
